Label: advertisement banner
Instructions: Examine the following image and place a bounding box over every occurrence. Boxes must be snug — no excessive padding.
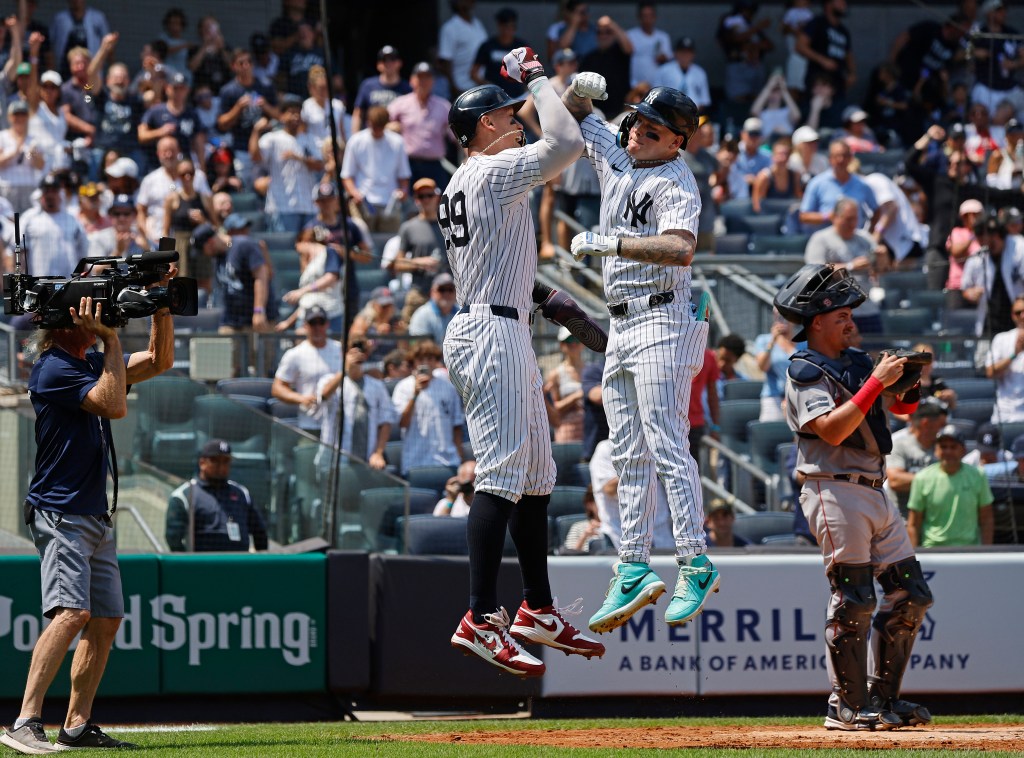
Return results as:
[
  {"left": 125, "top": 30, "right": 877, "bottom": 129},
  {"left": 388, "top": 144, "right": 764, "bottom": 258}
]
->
[
  {"left": 543, "top": 553, "right": 1024, "bottom": 697},
  {"left": 0, "top": 554, "right": 161, "bottom": 698},
  {"left": 158, "top": 555, "right": 326, "bottom": 694}
]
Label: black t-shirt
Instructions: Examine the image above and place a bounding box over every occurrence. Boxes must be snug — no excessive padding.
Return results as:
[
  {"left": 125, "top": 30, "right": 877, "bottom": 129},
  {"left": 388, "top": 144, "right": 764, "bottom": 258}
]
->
[
  {"left": 803, "top": 16, "right": 852, "bottom": 95},
  {"left": 282, "top": 45, "right": 326, "bottom": 96},
  {"left": 94, "top": 88, "right": 144, "bottom": 151},
  {"left": 581, "top": 43, "right": 632, "bottom": 115},
  {"left": 896, "top": 21, "right": 958, "bottom": 89},
  {"left": 977, "top": 23, "right": 1023, "bottom": 91},
  {"left": 217, "top": 78, "right": 278, "bottom": 150},
  {"left": 581, "top": 360, "right": 608, "bottom": 461},
  {"left": 473, "top": 36, "right": 528, "bottom": 97},
  {"left": 218, "top": 235, "right": 278, "bottom": 327},
  {"left": 141, "top": 103, "right": 206, "bottom": 164},
  {"left": 60, "top": 80, "right": 98, "bottom": 140},
  {"left": 189, "top": 46, "right": 232, "bottom": 93}
]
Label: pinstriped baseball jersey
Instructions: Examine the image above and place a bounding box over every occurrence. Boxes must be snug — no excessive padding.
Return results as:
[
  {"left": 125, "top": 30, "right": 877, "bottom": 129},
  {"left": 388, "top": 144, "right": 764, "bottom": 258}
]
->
[
  {"left": 579, "top": 114, "right": 701, "bottom": 303},
  {"left": 439, "top": 145, "right": 544, "bottom": 311}
]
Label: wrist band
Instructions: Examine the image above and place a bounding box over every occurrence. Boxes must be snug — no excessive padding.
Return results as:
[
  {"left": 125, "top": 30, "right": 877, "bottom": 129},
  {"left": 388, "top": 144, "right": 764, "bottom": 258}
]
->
[
  {"left": 526, "top": 75, "right": 549, "bottom": 96},
  {"left": 253, "top": 307, "right": 265, "bottom": 314},
  {"left": 851, "top": 376, "right": 884, "bottom": 415}
]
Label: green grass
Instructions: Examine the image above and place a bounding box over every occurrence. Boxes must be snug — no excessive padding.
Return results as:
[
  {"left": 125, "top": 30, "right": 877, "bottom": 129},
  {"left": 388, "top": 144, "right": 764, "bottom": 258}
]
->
[{"left": 75, "top": 715, "right": 1021, "bottom": 756}]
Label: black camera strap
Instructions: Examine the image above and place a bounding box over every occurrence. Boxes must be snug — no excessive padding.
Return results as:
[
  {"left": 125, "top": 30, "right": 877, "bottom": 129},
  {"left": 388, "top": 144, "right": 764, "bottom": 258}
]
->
[{"left": 99, "top": 416, "right": 118, "bottom": 517}]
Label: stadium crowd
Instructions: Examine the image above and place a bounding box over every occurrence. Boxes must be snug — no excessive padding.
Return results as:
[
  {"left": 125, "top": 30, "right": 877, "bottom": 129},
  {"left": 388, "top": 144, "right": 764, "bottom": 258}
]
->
[{"left": 0, "top": 0, "right": 1023, "bottom": 551}]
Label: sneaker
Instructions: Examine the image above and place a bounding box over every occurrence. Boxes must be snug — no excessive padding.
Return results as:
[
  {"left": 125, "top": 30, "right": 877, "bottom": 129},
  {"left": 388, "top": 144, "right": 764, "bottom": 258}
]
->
[
  {"left": 451, "top": 607, "right": 546, "bottom": 677},
  {"left": 0, "top": 720, "right": 56, "bottom": 754},
  {"left": 664, "top": 554, "right": 720, "bottom": 626},
  {"left": 588, "top": 562, "right": 667, "bottom": 634},
  {"left": 510, "top": 599, "right": 606, "bottom": 659},
  {"left": 824, "top": 704, "right": 902, "bottom": 731},
  {"left": 872, "top": 696, "right": 932, "bottom": 727},
  {"left": 54, "top": 722, "right": 137, "bottom": 750}
]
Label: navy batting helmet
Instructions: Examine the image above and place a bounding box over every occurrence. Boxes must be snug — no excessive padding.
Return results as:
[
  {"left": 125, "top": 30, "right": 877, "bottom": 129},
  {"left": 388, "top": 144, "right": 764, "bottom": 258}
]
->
[
  {"left": 448, "top": 84, "right": 527, "bottom": 148},
  {"left": 616, "top": 86, "right": 699, "bottom": 150},
  {"left": 773, "top": 263, "right": 867, "bottom": 340}
]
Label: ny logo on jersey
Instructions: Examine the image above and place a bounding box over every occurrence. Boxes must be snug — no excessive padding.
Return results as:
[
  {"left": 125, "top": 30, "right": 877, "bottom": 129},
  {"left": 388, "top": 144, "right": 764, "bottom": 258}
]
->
[{"left": 623, "top": 190, "right": 654, "bottom": 228}]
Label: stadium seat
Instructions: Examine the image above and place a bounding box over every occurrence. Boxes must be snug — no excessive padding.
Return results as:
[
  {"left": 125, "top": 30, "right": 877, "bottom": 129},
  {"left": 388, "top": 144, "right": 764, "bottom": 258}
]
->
[
  {"left": 879, "top": 270, "right": 925, "bottom": 295},
  {"left": 726, "top": 213, "right": 782, "bottom": 237},
  {"left": 552, "top": 442, "right": 584, "bottom": 485},
  {"left": 945, "top": 417, "right": 976, "bottom": 439},
  {"left": 217, "top": 378, "right": 275, "bottom": 399},
  {"left": 226, "top": 394, "right": 270, "bottom": 413},
  {"left": 905, "top": 289, "right": 947, "bottom": 311},
  {"left": 720, "top": 198, "right": 754, "bottom": 220},
  {"left": 723, "top": 380, "right": 763, "bottom": 401},
  {"left": 952, "top": 398, "right": 995, "bottom": 426},
  {"left": 994, "top": 422, "right": 1024, "bottom": 449},
  {"left": 134, "top": 375, "right": 209, "bottom": 478},
  {"left": 254, "top": 231, "right": 297, "bottom": 250},
  {"left": 945, "top": 378, "right": 996, "bottom": 401},
  {"left": 193, "top": 394, "right": 271, "bottom": 462},
  {"left": 749, "top": 233, "right": 810, "bottom": 256},
  {"left": 881, "top": 307, "right": 934, "bottom": 336},
  {"left": 384, "top": 440, "right": 403, "bottom": 472},
  {"left": 231, "top": 192, "right": 261, "bottom": 213},
  {"left": 714, "top": 233, "right": 750, "bottom": 256},
  {"left": 858, "top": 151, "right": 904, "bottom": 177},
  {"left": 747, "top": 420, "right": 794, "bottom": 475},
  {"left": 397, "top": 514, "right": 468, "bottom": 555},
  {"left": 941, "top": 309, "right": 977, "bottom": 335},
  {"left": 549, "top": 486, "right": 588, "bottom": 518},
  {"left": 406, "top": 465, "right": 457, "bottom": 496},
  {"left": 175, "top": 307, "right": 223, "bottom": 333},
  {"left": 267, "top": 398, "right": 299, "bottom": 424},
  {"left": 292, "top": 443, "right": 324, "bottom": 538},
  {"left": 573, "top": 462, "right": 592, "bottom": 488},
  {"left": 719, "top": 399, "right": 761, "bottom": 454},
  {"left": 758, "top": 198, "right": 800, "bottom": 217},
  {"left": 733, "top": 512, "right": 796, "bottom": 544},
  {"left": 359, "top": 486, "right": 408, "bottom": 551},
  {"left": 355, "top": 267, "right": 390, "bottom": 291}
]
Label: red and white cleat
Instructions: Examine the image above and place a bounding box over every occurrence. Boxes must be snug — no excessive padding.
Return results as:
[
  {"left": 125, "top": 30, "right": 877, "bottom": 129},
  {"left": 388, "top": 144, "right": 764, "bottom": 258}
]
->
[
  {"left": 510, "top": 599, "right": 606, "bottom": 659},
  {"left": 451, "top": 607, "right": 546, "bottom": 677}
]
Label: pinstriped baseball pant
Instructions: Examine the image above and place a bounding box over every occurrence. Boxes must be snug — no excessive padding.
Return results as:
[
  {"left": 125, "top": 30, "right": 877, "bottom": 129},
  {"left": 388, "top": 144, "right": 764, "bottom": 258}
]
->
[{"left": 604, "top": 300, "right": 709, "bottom": 563}]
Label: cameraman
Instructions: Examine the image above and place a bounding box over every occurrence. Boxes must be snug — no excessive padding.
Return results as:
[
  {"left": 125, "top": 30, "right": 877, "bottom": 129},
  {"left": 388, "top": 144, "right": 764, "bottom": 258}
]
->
[{"left": 1, "top": 280, "right": 175, "bottom": 752}]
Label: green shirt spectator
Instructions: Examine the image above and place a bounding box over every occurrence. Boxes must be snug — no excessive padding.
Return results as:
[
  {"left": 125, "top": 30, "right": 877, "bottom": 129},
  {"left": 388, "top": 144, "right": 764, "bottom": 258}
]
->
[{"left": 907, "top": 425, "right": 994, "bottom": 547}]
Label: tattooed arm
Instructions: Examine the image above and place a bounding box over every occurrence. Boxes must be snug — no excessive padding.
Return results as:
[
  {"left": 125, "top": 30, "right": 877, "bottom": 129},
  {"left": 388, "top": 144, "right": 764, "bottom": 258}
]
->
[
  {"left": 561, "top": 87, "right": 594, "bottom": 123},
  {"left": 619, "top": 229, "right": 696, "bottom": 267}
]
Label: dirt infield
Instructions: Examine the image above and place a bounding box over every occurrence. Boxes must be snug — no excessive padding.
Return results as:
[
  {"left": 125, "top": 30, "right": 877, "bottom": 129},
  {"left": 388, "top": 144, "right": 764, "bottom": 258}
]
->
[{"left": 392, "top": 723, "right": 1024, "bottom": 751}]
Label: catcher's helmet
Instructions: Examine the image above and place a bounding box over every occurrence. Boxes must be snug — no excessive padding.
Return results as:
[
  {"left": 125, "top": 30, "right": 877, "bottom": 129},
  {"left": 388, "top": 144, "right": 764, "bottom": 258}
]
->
[
  {"left": 616, "top": 86, "right": 699, "bottom": 150},
  {"left": 773, "top": 263, "right": 867, "bottom": 340},
  {"left": 448, "top": 84, "right": 527, "bottom": 148}
]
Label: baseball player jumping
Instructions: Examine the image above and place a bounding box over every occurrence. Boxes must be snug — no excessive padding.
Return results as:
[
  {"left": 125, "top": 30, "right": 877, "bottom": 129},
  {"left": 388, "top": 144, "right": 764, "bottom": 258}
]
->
[
  {"left": 775, "top": 264, "right": 934, "bottom": 731},
  {"left": 442, "top": 48, "right": 606, "bottom": 677},
  {"left": 561, "top": 82, "right": 719, "bottom": 633}
]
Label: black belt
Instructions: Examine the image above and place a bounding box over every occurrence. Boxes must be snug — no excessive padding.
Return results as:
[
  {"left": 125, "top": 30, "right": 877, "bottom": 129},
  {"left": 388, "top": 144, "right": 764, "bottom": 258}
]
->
[
  {"left": 608, "top": 290, "right": 674, "bottom": 317},
  {"left": 464, "top": 304, "right": 526, "bottom": 320},
  {"left": 490, "top": 305, "right": 521, "bottom": 320},
  {"left": 833, "top": 473, "right": 886, "bottom": 489}
]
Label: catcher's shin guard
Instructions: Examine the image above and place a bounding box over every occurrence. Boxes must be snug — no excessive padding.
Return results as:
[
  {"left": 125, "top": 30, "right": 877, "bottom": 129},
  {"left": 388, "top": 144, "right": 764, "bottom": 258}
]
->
[
  {"left": 826, "top": 563, "right": 877, "bottom": 710},
  {"left": 532, "top": 282, "right": 608, "bottom": 353},
  {"left": 869, "top": 558, "right": 934, "bottom": 705}
]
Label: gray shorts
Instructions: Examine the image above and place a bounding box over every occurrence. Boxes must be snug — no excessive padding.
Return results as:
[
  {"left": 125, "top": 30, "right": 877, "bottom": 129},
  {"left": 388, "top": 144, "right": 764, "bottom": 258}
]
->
[{"left": 29, "top": 508, "right": 124, "bottom": 619}]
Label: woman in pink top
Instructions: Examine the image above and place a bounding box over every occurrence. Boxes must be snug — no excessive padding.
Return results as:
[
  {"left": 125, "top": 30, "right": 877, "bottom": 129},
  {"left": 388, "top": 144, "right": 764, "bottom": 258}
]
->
[{"left": 946, "top": 198, "right": 984, "bottom": 307}]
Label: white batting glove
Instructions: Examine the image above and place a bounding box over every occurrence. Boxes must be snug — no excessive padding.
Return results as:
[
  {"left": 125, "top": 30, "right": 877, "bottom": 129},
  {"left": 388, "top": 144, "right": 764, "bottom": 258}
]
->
[
  {"left": 571, "top": 232, "right": 620, "bottom": 260},
  {"left": 501, "top": 46, "right": 546, "bottom": 86},
  {"left": 572, "top": 72, "right": 608, "bottom": 101}
]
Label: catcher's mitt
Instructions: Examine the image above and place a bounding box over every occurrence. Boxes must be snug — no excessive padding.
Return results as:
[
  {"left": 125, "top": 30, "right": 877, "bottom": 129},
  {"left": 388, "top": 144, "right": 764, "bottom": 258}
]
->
[{"left": 876, "top": 348, "right": 932, "bottom": 395}]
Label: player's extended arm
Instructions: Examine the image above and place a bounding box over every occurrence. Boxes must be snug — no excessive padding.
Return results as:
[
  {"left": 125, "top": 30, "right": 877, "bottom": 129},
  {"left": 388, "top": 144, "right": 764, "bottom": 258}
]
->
[
  {"left": 571, "top": 229, "right": 697, "bottom": 267},
  {"left": 503, "top": 47, "right": 586, "bottom": 182}
]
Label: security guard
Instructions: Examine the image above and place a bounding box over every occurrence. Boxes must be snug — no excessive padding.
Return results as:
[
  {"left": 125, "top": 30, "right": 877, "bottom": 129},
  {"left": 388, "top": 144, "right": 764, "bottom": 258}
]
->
[
  {"left": 166, "top": 439, "right": 269, "bottom": 552},
  {"left": 775, "top": 264, "right": 934, "bottom": 732}
]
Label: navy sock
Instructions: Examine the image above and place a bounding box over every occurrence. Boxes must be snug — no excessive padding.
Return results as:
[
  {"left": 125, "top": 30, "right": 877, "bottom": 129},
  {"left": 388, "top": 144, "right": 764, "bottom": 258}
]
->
[
  {"left": 467, "top": 491, "right": 514, "bottom": 622},
  {"left": 509, "top": 494, "right": 553, "bottom": 610}
]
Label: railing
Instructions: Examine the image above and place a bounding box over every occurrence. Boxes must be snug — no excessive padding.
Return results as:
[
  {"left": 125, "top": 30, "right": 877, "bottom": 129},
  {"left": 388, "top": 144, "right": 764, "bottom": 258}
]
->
[{"left": 701, "top": 435, "right": 785, "bottom": 513}]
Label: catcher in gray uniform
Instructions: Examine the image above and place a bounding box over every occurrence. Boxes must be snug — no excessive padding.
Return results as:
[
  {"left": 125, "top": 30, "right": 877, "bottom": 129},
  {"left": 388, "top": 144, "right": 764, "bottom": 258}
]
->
[{"left": 775, "top": 263, "right": 934, "bottom": 732}]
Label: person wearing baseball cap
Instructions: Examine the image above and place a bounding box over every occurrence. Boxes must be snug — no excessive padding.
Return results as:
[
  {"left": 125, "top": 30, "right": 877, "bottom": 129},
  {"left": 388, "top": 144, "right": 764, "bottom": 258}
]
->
[
  {"left": 704, "top": 498, "right": 749, "bottom": 548},
  {"left": 905, "top": 424, "right": 994, "bottom": 547},
  {"left": 220, "top": 212, "right": 278, "bottom": 332},
  {"left": 734, "top": 117, "right": 770, "bottom": 187},
  {"left": 0, "top": 99, "right": 44, "bottom": 212},
  {"left": 388, "top": 176, "right": 449, "bottom": 301},
  {"left": 388, "top": 56, "right": 452, "bottom": 192},
  {"left": 408, "top": 272, "right": 458, "bottom": 346},
  {"left": 165, "top": 439, "right": 269, "bottom": 553},
  {"left": 272, "top": 304, "right": 342, "bottom": 435},
  {"left": 656, "top": 37, "right": 711, "bottom": 112},
  {"left": 887, "top": 396, "right": 949, "bottom": 513},
  {"left": 789, "top": 125, "right": 828, "bottom": 180},
  {"left": 351, "top": 44, "right": 410, "bottom": 133},
  {"left": 946, "top": 199, "right": 985, "bottom": 300}
]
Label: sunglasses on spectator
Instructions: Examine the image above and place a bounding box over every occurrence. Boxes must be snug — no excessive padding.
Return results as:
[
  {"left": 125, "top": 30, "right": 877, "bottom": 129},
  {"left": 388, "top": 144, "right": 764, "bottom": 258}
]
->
[
  {"left": 1014, "top": 310, "right": 1024, "bottom": 316},
  {"left": 110, "top": 210, "right": 133, "bottom": 217},
  {"left": 307, "top": 318, "right": 327, "bottom": 326},
  {"left": 415, "top": 192, "right": 437, "bottom": 200},
  {"left": 180, "top": 170, "right": 195, "bottom": 178},
  {"left": 437, "top": 286, "right": 456, "bottom": 293}
]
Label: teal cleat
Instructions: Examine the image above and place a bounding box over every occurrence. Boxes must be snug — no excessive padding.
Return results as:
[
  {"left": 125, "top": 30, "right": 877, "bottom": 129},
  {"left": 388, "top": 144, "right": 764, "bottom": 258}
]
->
[
  {"left": 665, "top": 554, "right": 720, "bottom": 626},
  {"left": 588, "top": 562, "right": 667, "bottom": 634}
]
